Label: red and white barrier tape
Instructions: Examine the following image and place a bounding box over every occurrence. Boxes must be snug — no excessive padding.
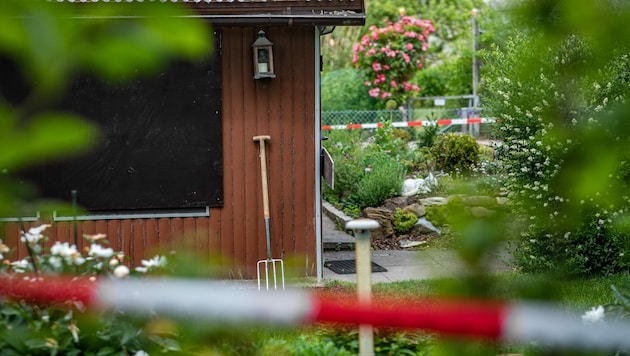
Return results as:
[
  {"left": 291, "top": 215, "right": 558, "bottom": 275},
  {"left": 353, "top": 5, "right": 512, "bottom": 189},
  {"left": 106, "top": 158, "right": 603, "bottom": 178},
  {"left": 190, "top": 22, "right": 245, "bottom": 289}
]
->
[
  {"left": 1, "top": 276, "right": 629, "bottom": 351},
  {"left": 321, "top": 117, "right": 496, "bottom": 131}
]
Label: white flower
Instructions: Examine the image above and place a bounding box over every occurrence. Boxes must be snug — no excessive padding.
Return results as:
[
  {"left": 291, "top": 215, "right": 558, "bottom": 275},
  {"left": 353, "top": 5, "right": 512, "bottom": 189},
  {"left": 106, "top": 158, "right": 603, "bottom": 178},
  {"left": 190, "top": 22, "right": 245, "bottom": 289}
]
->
[
  {"left": 68, "top": 323, "right": 80, "bottom": 343},
  {"left": 11, "top": 259, "right": 29, "bottom": 272},
  {"left": 0, "top": 240, "right": 8, "bottom": 260},
  {"left": 134, "top": 351, "right": 149, "bottom": 356},
  {"left": 88, "top": 244, "right": 114, "bottom": 258},
  {"left": 582, "top": 306, "right": 605, "bottom": 324},
  {"left": 84, "top": 233, "right": 107, "bottom": 242},
  {"left": 114, "top": 265, "right": 130, "bottom": 279},
  {"left": 20, "top": 224, "right": 51, "bottom": 244},
  {"left": 135, "top": 255, "right": 167, "bottom": 273},
  {"left": 50, "top": 242, "right": 85, "bottom": 265}
]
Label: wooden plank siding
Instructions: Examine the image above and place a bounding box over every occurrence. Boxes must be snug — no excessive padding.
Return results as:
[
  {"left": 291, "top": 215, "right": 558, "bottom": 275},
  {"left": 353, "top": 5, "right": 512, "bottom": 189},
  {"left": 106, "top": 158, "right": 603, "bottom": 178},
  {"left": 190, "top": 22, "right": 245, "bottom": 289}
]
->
[{"left": 0, "top": 26, "right": 317, "bottom": 279}]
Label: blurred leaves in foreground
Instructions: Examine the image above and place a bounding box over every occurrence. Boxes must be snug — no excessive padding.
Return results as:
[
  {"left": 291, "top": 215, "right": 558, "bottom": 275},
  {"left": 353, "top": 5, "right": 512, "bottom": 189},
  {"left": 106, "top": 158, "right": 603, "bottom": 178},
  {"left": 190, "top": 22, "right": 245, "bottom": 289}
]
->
[{"left": 0, "top": 0, "right": 213, "bottom": 217}]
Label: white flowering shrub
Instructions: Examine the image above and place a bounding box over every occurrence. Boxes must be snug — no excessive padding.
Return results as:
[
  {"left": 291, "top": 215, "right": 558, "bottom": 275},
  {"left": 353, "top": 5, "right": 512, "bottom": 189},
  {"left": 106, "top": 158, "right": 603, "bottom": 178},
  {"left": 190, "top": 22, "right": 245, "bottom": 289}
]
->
[
  {"left": 483, "top": 32, "right": 630, "bottom": 275},
  {"left": 0, "top": 225, "right": 172, "bottom": 355}
]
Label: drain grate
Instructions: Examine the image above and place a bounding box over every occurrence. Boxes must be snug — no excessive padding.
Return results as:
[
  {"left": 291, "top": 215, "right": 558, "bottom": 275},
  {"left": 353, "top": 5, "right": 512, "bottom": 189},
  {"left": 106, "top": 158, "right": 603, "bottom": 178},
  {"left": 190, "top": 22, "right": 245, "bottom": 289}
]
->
[{"left": 324, "top": 259, "right": 387, "bottom": 275}]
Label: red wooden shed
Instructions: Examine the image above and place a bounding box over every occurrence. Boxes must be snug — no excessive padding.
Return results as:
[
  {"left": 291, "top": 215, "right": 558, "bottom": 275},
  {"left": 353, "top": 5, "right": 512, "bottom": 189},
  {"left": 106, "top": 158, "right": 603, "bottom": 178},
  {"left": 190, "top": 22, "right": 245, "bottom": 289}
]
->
[{"left": 0, "top": 0, "right": 365, "bottom": 281}]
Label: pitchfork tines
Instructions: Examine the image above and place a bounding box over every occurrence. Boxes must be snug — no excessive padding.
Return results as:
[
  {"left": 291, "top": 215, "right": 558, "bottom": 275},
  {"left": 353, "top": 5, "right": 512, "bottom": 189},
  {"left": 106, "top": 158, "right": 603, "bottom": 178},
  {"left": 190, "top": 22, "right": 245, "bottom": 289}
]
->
[{"left": 257, "top": 258, "right": 285, "bottom": 291}]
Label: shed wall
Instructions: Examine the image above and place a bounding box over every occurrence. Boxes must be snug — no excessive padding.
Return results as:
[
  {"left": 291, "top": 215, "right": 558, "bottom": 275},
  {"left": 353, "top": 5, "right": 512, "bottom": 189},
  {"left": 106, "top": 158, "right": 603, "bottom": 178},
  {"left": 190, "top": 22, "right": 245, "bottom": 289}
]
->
[{"left": 1, "top": 26, "right": 317, "bottom": 279}]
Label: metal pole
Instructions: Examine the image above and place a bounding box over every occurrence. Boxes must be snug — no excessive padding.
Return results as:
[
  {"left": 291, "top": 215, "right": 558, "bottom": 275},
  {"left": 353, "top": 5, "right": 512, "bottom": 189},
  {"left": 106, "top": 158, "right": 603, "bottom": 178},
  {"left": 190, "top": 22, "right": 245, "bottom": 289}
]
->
[
  {"left": 346, "top": 218, "right": 380, "bottom": 356},
  {"left": 472, "top": 8, "right": 480, "bottom": 109}
]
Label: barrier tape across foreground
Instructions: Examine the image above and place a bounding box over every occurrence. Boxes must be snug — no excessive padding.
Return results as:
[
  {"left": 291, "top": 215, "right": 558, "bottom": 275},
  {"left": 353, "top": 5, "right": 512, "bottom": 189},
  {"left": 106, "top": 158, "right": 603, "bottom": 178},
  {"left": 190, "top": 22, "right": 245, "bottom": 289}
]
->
[
  {"left": 1, "top": 276, "right": 630, "bottom": 351},
  {"left": 321, "top": 117, "right": 496, "bottom": 131}
]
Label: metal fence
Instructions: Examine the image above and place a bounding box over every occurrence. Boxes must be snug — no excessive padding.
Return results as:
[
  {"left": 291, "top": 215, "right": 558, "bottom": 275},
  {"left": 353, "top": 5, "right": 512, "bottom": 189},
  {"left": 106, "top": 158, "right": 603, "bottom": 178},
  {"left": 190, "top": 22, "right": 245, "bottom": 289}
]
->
[{"left": 321, "top": 108, "right": 483, "bottom": 126}]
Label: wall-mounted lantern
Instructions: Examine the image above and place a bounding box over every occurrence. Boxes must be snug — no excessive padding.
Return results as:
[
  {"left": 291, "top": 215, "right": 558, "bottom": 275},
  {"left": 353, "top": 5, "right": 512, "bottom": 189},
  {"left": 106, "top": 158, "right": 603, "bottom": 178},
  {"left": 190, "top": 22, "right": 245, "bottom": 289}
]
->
[{"left": 252, "top": 30, "right": 276, "bottom": 80}]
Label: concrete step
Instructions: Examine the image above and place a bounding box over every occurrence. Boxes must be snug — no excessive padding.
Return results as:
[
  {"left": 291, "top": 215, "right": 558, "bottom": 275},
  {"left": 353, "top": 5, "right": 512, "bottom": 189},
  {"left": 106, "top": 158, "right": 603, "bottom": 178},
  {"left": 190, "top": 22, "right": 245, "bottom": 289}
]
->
[{"left": 322, "top": 201, "right": 355, "bottom": 251}]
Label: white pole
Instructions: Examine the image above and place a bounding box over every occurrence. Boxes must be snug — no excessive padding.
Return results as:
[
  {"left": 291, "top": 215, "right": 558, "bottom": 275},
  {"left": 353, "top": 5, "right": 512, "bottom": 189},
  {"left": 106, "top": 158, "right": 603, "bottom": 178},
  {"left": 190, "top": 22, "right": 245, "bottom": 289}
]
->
[{"left": 346, "top": 218, "right": 380, "bottom": 356}]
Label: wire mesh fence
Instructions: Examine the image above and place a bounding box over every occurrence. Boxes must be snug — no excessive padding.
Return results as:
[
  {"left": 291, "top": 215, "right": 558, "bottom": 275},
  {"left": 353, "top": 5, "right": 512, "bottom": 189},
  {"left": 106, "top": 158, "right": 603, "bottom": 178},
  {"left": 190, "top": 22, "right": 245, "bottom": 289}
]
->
[{"left": 321, "top": 108, "right": 483, "bottom": 126}]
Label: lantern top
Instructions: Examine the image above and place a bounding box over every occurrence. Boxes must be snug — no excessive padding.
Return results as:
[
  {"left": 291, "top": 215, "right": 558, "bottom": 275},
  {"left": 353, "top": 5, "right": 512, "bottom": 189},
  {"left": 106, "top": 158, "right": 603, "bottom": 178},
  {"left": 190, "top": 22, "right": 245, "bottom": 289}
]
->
[{"left": 252, "top": 30, "right": 273, "bottom": 47}]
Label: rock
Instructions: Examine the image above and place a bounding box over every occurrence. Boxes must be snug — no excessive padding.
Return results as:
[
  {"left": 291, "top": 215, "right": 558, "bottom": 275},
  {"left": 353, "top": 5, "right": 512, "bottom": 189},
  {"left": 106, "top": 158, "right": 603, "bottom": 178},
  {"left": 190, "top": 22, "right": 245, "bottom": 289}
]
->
[
  {"left": 470, "top": 206, "right": 496, "bottom": 218},
  {"left": 399, "top": 240, "right": 427, "bottom": 248},
  {"left": 496, "top": 197, "right": 509, "bottom": 205},
  {"left": 418, "top": 197, "right": 448, "bottom": 206},
  {"left": 403, "top": 203, "right": 426, "bottom": 217},
  {"left": 382, "top": 196, "right": 416, "bottom": 212},
  {"left": 362, "top": 207, "right": 395, "bottom": 239},
  {"left": 461, "top": 195, "right": 497, "bottom": 207},
  {"left": 410, "top": 217, "right": 441, "bottom": 236}
]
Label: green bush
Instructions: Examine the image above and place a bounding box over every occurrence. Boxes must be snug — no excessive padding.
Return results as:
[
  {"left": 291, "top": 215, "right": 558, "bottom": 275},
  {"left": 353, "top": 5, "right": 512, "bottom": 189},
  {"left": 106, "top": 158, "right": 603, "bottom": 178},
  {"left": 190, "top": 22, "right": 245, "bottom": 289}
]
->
[
  {"left": 393, "top": 208, "right": 419, "bottom": 235},
  {"left": 351, "top": 153, "right": 404, "bottom": 210},
  {"left": 482, "top": 31, "right": 630, "bottom": 276},
  {"left": 0, "top": 226, "right": 172, "bottom": 355},
  {"left": 321, "top": 69, "right": 376, "bottom": 111},
  {"left": 430, "top": 133, "right": 480, "bottom": 174},
  {"left": 512, "top": 207, "right": 630, "bottom": 276},
  {"left": 321, "top": 129, "right": 367, "bottom": 204}
]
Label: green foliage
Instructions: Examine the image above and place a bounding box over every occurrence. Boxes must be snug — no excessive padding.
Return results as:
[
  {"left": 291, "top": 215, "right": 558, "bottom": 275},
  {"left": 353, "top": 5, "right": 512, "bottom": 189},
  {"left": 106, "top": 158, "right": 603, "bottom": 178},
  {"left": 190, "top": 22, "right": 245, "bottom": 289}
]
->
[
  {"left": 0, "top": 1, "right": 212, "bottom": 217},
  {"left": 351, "top": 153, "right": 405, "bottom": 209},
  {"left": 321, "top": 69, "right": 377, "bottom": 111},
  {"left": 372, "top": 120, "right": 407, "bottom": 154},
  {"left": 321, "top": 129, "right": 368, "bottom": 204},
  {"left": 0, "top": 227, "right": 171, "bottom": 355},
  {"left": 511, "top": 208, "right": 630, "bottom": 276},
  {"left": 393, "top": 208, "right": 419, "bottom": 235},
  {"left": 482, "top": 24, "right": 630, "bottom": 276},
  {"left": 413, "top": 64, "right": 449, "bottom": 98},
  {"left": 484, "top": 1, "right": 630, "bottom": 275},
  {"left": 323, "top": 123, "right": 428, "bottom": 211},
  {"left": 417, "top": 125, "right": 440, "bottom": 148},
  {"left": 430, "top": 132, "right": 480, "bottom": 174},
  {"left": 314, "top": 327, "right": 432, "bottom": 356}
]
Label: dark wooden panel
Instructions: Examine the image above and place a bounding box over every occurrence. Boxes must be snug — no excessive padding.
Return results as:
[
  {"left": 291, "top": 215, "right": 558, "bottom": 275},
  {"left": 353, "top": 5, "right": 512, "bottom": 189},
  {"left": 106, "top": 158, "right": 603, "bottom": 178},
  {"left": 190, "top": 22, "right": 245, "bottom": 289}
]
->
[
  {"left": 219, "top": 28, "right": 244, "bottom": 276},
  {"left": 120, "top": 220, "right": 133, "bottom": 266},
  {"left": 131, "top": 219, "right": 145, "bottom": 267},
  {"left": 107, "top": 220, "right": 121, "bottom": 252}
]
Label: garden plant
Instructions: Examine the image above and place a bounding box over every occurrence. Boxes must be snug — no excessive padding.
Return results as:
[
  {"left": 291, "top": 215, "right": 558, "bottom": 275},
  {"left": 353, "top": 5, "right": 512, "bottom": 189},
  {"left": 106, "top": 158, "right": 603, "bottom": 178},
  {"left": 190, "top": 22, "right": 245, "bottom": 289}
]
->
[{"left": 0, "top": 225, "right": 171, "bottom": 355}]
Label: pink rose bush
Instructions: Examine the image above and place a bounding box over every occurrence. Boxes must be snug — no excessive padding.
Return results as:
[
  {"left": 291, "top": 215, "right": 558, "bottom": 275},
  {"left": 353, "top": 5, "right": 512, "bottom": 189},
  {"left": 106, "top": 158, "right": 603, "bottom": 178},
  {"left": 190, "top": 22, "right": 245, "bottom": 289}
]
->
[{"left": 352, "top": 16, "right": 434, "bottom": 106}]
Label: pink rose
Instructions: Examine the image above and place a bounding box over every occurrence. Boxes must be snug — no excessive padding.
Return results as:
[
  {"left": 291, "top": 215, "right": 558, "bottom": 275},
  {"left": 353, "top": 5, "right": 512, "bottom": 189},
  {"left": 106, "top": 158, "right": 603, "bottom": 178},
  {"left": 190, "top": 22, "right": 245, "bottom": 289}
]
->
[
  {"left": 372, "top": 62, "right": 382, "bottom": 71},
  {"left": 368, "top": 88, "right": 381, "bottom": 98}
]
